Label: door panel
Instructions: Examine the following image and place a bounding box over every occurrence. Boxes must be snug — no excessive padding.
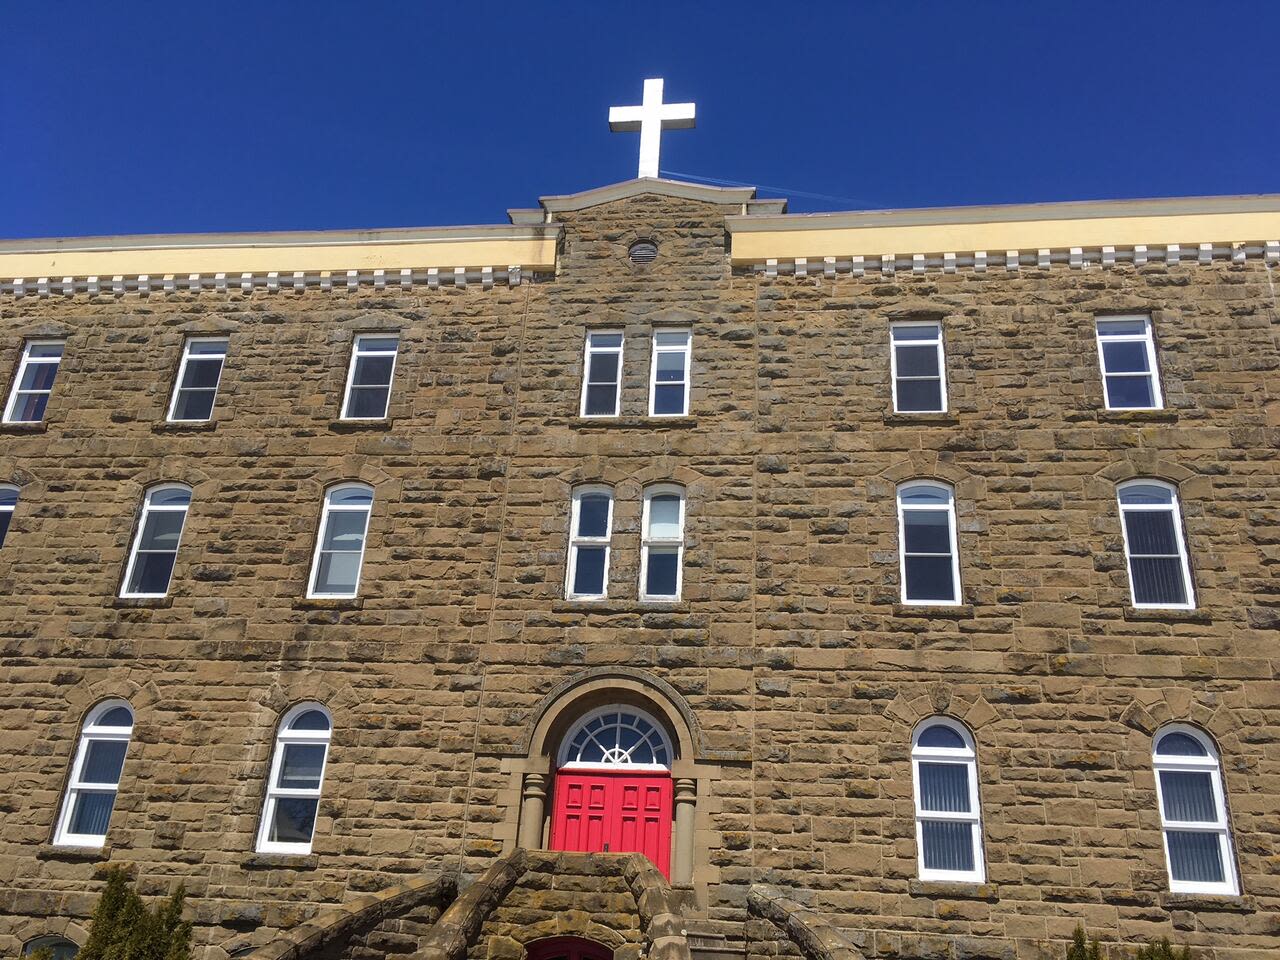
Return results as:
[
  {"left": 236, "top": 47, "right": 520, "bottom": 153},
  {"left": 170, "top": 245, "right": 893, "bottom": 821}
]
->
[{"left": 550, "top": 770, "right": 673, "bottom": 878}]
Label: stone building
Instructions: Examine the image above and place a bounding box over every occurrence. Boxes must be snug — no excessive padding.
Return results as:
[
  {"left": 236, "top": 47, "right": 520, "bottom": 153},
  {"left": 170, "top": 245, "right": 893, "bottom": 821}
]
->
[{"left": 0, "top": 173, "right": 1278, "bottom": 960}]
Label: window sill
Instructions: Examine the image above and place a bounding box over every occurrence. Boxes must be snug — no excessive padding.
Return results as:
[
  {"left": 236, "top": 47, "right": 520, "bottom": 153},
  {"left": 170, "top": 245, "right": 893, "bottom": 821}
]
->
[
  {"left": 242, "top": 852, "right": 320, "bottom": 871},
  {"left": 327, "top": 418, "right": 393, "bottom": 433},
  {"left": 884, "top": 412, "right": 959, "bottom": 427},
  {"left": 152, "top": 419, "right": 218, "bottom": 433},
  {"left": 1159, "top": 892, "right": 1256, "bottom": 913},
  {"left": 293, "top": 597, "right": 365, "bottom": 611},
  {"left": 0, "top": 420, "right": 48, "bottom": 434},
  {"left": 908, "top": 880, "right": 998, "bottom": 901},
  {"left": 39, "top": 843, "right": 111, "bottom": 863},
  {"left": 1098, "top": 409, "right": 1179, "bottom": 424},
  {"left": 552, "top": 599, "right": 690, "bottom": 614},
  {"left": 1123, "top": 606, "right": 1211, "bottom": 624},
  {"left": 893, "top": 603, "right": 975, "bottom": 620},
  {"left": 110, "top": 596, "right": 176, "bottom": 609},
  {"left": 576, "top": 416, "right": 697, "bottom": 429}
]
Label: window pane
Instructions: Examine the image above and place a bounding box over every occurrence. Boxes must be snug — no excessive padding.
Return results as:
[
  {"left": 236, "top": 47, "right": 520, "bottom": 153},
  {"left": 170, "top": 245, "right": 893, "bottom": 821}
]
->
[
  {"left": 68, "top": 791, "right": 116, "bottom": 838},
  {"left": 1160, "top": 771, "right": 1218, "bottom": 823},
  {"left": 1106, "top": 375, "right": 1155, "bottom": 408},
  {"left": 28, "top": 343, "right": 64, "bottom": 359},
  {"left": 1130, "top": 557, "right": 1188, "bottom": 606},
  {"left": 655, "top": 351, "right": 686, "bottom": 381},
  {"left": 345, "top": 385, "right": 390, "bottom": 418},
  {"left": 329, "top": 487, "right": 373, "bottom": 507},
  {"left": 1101, "top": 340, "right": 1150, "bottom": 373},
  {"left": 277, "top": 743, "right": 326, "bottom": 790},
  {"left": 587, "top": 352, "right": 619, "bottom": 385},
  {"left": 905, "top": 556, "right": 956, "bottom": 603},
  {"left": 269, "top": 797, "right": 319, "bottom": 844},
  {"left": 896, "top": 379, "right": 943, "bottom": 412},
  {"left": 895, "top": 344, "right": 940, "bottom": 378},
  {"left": 576, "top": 495, "right": 610, "bottom": 538},
  {"left": 903, "top": 510, "right": 952, "bottom": 553},
  {"left": 18, "top": 362, "right": 60, "bottom": 392},
  {"left": 0, "top": 487, "right": 17, "bottom": 507},
  {"left": 1119, "top": 484, "right": 1174, "bottom": 506},
  {"left": 1156, "top": 732, "right": 1208, "bottom": 757},
  {"left": 356, "top": 337, "right": 398, "bottom": 353},
  {"left": 10, "top": 392, "right": 49, "bottom": 421},
  {"left": 314, "top": 552, "right": 362, "bottom": 594},
  {"left": 1123, "top": 510, "right": 1179, "bottom": 555},
  {"left": 917, "top": 725, "right": 965, "bottom": 749},
  {"left": 900, "top": 486, "right": 950, "bottom": 506},
  {"left": 645, "top": 548, "right": 679, "bottom": 598},
  {"left": 97, "top": 707, "right": 133, "bottom": 728},
  {"left": 589, "top": 333, "right": 623, "bottom": 349},
  {"left": 23, "top": 937, "right": 79, "bottom": 960},
  {"left": 172, "top": 389, "right": 216, "bottom": 422},
  {"left": 1097, "top": 318, "right": 1148, "bottom": 337},
  {"left": 188, "top": 340, "right": 227, "bottom": 356},
  {"left": 584, "top": 384, "right": 618, "bottom": 416},
  {"left": 80, "top": 740, "right": 128, "bottom": 784},
  {"left": 290, "top": 709, "right": 331, "bottom": 731},
  {"left": 647, "top": 495, "right": 681, "bottom": 538},
  {"left": 321, "top": 511, "right": 368, "bottom": 550},
  {"left": 150, "top": 488, "right": 191, "bottom": 507},
  {"left": 892, "top": 325, "right": 939, "bottom": 342},
  {"left": 0, "top": 512, "right": 10, "bottom": 547},
  {"left": 654, "top": 331, "right": 688, "bottom": 348},
  {"left": 352, "top": 355, "right": 394, "bottom": 387},
  {"left": 181, "top": 356, "right": 224, "bottom": 389},
  {"left": 127, "top": 552, "right": 177, "bottom": 595},
  {"left": 1166, "top": 831, "right": 1225, "bottom": 884},
  {"left": 652, "top": 383, "right": 685, "bottom": 415},
  {"left": 138, "top": 510, "right": 186, "bottom": 550},
  {"left": 921, "top": 820, "right": 975, "bottom": 872},
  {"left": 919, "top": 762, "right": 971, "bottom": 813},
  {"left": 572, "top": 546, "right": 606, "bottom": 596}
]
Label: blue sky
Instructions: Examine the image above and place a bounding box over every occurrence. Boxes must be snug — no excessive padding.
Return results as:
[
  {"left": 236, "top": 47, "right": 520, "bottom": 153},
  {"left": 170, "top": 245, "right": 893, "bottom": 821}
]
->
[{"left": 4, "top": 1, "right": 1277, "bottom": 238}]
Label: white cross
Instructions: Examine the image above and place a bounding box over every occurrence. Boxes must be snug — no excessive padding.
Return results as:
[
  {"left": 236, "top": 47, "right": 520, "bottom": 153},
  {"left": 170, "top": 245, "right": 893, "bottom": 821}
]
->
[{"left": 608, "top": 78, "right": 696, "bottom": 180}]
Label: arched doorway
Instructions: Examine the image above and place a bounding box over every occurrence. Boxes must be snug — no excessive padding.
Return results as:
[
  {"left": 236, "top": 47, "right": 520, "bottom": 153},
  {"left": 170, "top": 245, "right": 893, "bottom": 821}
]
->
[
  {"left": 549, "top": 706, "right": 674, "bottom": 878},
  {"left": 525, "top": 937, "right": 613, "bottom": 960}
]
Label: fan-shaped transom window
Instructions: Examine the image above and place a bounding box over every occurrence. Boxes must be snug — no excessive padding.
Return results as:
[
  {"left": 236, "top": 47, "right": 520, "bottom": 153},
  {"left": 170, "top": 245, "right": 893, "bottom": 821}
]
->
[
  {"left": 1152, "top": 725, "right": 1238, "bottom": 895},
  {"left": 559, "top": 707, "right": 673, "bottom": 770}
]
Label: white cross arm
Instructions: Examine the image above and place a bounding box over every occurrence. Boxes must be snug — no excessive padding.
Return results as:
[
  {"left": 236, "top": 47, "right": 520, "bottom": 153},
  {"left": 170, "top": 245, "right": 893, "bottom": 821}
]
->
[{"left": 608, "top": 102, "right": 696, "bottom": 131}]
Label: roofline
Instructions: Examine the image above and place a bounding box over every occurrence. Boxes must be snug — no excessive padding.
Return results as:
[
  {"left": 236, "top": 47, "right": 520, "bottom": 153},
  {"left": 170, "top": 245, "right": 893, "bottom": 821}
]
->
[{"left": 538, "top": 177, "right": 757, "bottom": 213}]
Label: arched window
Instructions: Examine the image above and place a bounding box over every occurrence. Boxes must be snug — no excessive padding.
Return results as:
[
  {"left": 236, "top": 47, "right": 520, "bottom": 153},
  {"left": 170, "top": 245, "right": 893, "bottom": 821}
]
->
[
  {"left": 0, "top": 483, "right": 18, "bottom": 549},
  {"left": 1117, "top": 480, "right": 1195, "bottom": 609},
  {"left": 121, "top": 484, "right": 192, "bottom": 598},
  {"left": 641, "top": 484, "right": 685, "bottom": 601},
  {"left": 1152, "top": 725, "right": 1238, "bottom": 894},
  {"left": 54, "top": 701, "right": 134, "bottom": 847},
  {"left": 256, "top": 703, "right": 332, "bottom": 854},
  {"left": 911, "top": 718, "right": 984, "bottom": 882},
  {"left": 896, "top": 481, "right": 961, "bottom": 605},
  {"left": 559, "top": 706, "right": 673, "bottom": 770},
  {"left": 566, "top": 485, "right": 613, "bottom": 599},
  {"left": 308, "top": 484, "right": 374, "bottom": 599},
  {"left": 22, "top": 936, "right": 79, "bottom": 960}
]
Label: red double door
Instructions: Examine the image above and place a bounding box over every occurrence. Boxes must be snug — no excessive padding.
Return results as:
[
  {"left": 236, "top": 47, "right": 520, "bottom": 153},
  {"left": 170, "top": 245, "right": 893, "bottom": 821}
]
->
[{"left": 549, "top": 769, "right": 673, "bottom": 878}]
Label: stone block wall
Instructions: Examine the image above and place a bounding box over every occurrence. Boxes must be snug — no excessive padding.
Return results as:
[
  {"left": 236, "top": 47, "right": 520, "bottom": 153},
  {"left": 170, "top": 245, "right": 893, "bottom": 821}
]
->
[{"left": 0, "top": 190, "right": 1277, "bottom": 960}]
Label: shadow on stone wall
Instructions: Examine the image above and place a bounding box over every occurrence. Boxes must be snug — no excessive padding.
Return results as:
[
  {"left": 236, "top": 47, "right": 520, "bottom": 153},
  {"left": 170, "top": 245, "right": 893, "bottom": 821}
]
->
[{"left": 746, "top": 887, "right": 865, "bottom": 960}]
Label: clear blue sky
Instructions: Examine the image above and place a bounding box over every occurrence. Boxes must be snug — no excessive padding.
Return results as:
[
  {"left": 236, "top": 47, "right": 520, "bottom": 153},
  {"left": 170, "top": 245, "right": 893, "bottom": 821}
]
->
[{"left": 5, "top": 1, "right": 1277, "bottom": 239}]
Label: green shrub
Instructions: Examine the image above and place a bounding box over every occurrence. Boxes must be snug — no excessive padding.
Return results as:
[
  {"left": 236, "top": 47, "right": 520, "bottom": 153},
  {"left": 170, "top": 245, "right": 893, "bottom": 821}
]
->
[
  {"left": 1066, "top": 925, "right": 1101, "bottom": 960},
  {"left": 1064, "top": 926, "right": 1193, "bottom": 960},
  {"left": 1134, "top": 939, "right": 1190, "bottom": 960},
  {"left": 76, "top": 868, "right": 192, "bottom": 960}
]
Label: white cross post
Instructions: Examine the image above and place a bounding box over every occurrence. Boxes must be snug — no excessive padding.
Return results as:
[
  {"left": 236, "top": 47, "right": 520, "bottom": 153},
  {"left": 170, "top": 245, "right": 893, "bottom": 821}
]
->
[{"left": 608, "top": 78, "right": 696, "bottom": 180}]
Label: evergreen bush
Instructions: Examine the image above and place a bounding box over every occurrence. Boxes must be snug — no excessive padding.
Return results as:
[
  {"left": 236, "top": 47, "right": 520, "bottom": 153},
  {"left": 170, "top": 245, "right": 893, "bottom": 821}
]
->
[
  {"left": 71, "top": 868, "right": 192, "bottom": 960},
  {"left": 1064, "top": 926, "right": 1193, "bottom": 960}
]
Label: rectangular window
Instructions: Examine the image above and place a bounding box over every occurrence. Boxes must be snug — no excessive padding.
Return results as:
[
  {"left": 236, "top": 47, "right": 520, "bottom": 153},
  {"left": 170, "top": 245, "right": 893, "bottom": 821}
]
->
[
  {"left": 1096, "top": 315, "right": 1162, "bottom": 410},
  {"left": 566, "top": 488, "right": 613, "bottom": 599},
  {"left": 167, "top": 338, "right": 229, "bottom": 422},
  {"left": 308, "top": 485, "right": 374, "bottom": 599},
  {"left": 4, "top": 340, "right": 65, "bottom": 423},
  {"left": 897, "top": 483, "right": 961, "bottom": 605},
  {"left": 641, "top": 487, "right": 685, "bottom": 600},
  {"left": 1118, "top": 482, "right": 1195, "bottom": 609},
  {"left": 580, "top": 331, "right": 623, "bottom": 417},
  {"left": 121, "top": 486, "right": 192, "bottom": 598},
  {"left": 341, "top": 335, "right": 399, "bottom": 420},
  {"left": 649, "top": 330, "right": 691, "bottom": 416},
  {"left": 890, "top": 323, "right": 946, "bottom": 413}
]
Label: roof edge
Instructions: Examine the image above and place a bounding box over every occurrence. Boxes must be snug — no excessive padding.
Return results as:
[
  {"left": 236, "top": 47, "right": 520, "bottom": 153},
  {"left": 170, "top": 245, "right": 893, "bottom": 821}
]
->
[{"left": 539, "top": 177, "right": 757, "bottom": 213}]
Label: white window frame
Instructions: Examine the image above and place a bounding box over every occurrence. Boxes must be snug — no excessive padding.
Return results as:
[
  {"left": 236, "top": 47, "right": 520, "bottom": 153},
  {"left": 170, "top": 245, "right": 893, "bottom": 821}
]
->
[
  {"left": 0, "top": 483, "right": 17, "bottom": 549},
  {"left": 580, "top": 330, "right": 624, "bottom": 418},
  {"left": 306, "top": 484, "right": 374, "bottom": 599},
  {"left": 1152, "top": 724, "right": 1239, "bottom": 895},
  {"left": 565, "top": 485, "right": 613, "bottom": 600},
  {"left": 120, "top": 484, "right": 192, "bottom": 599},
  {"left": 911, "top": 717, "right": 985, "bottom": 883},
  {"left": 1117, "top": 479, "right": 1196, "bottom": 610},
  {"left": 648, "top": 329, "right": 691, "bottom": 417},
  {"left": 4, "top": 339, "right": 65, "bottom": 423},
  {"left": 1096, "top": 314, "right": 1163, "bottom": 411},
  {"left": 340, "top": 334, "right": 399, "bottom": 421},
  {"left": 558, "top": 705, "right": 674, "bottom": 772},
  {"left": 640, "top": 483, "right": 685, "bottom": 601},
  {"left": 53, "top": 700, "right": 133, "bottom": 848},
  {"left": 896, "top": 481, "right": 962, "bottom": 606},
  {"left": 255, "top": 703, "right": 332, "bottom": 855},
  {"left": 889, "top": 321, "right": 947, "bottom": 414},
  {"left": 166, "top": 337, "right": 229, "bottom": 423}
]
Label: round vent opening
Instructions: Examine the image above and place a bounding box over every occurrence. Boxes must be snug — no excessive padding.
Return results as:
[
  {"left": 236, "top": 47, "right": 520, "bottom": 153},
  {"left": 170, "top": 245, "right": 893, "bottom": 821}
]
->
[{"left": 628, "top": 239, "right": 658, "bottom": 265}]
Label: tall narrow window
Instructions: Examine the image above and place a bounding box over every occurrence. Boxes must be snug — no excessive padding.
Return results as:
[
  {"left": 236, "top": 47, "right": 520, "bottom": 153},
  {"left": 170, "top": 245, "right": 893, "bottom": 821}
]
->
[
  {"left": 341, "top": 335, "right": 398, "bottom": 420},
  {"left": 1096, "top": 315, "right": 1162, "bottom": 410},
  {"left": 54, "top": 701, "right": 134, "bottom": 848},
  {"left": 1152, "top": 726, "right": 1238, "bottom": 895},
  {"left": 1117, "top": 480, "right": 1194, "bottom": 609},
  {"left": 580, "top": 331, "right": 623, "bottom": 417},
  {"left": 566, "top": 486, "right": 613, "bottom": 599},
  {"left": 897, "top": 481, "right": 961, "bottom": 605},
  {"left": 911, "top": 719, "right": 985, "bottom": 883},
  {"left": 308, "top": 484, "right": 374, "bottom": 598},
  {"left": 0, "top": 484, "right": 17, "bottom": 548},
  {"left": 4, "top": 340, "right": 65, "bottom": 423},
  {"left": 890, "top": 322, "right": 947, "bottom": 413},
  {"left": 641, "top": 484, "right": 685, "bottom": 600},
  {"left": 168, "top": 337, "right": 229, "bottom": 422},
  {"left": 649, "top": 330, "right": 691, "bottom": 416},
  {"left": 121, "top": 484, "right": 192, "bottom": 598},
  {"left": 256, "top": 704, "right": 332, "bottom": 855}
]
